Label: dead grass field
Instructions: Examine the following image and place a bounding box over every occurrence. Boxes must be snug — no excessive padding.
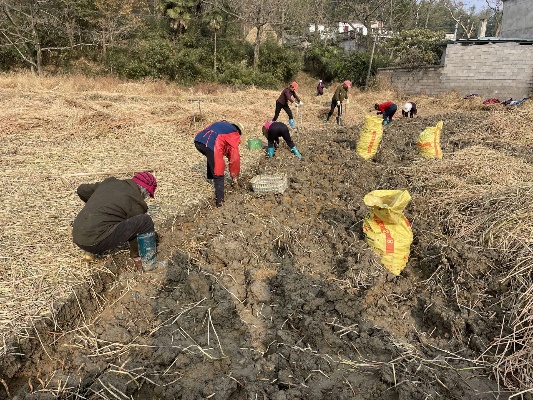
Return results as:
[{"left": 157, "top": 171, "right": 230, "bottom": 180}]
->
[{"left": 1, "top": 71, "right": 533, "bottom": 396}]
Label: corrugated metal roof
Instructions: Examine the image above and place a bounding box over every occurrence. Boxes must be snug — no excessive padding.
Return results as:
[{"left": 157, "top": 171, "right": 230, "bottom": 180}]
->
[{"left": 441, "top": 38, "right": 533, "bottom": 45}]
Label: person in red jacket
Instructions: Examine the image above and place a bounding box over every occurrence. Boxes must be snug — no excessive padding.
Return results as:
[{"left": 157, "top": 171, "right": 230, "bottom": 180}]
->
[
  {"left": 374, "top": 101, "right": 397, "bottom": 125},
  {"left": 194, "top": 120, "right": 243, "bottom": 207},
  {"left": 272, "top": 81, "right": 302, "bottom": 129}
]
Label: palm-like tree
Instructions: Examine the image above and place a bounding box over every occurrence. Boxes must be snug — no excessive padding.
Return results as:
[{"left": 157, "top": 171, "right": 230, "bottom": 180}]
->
[{"left": 164, "top": 0, "right": 197, "bottom": 34}]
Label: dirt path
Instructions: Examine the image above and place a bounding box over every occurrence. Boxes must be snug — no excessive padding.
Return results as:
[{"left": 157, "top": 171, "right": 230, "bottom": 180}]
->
[{"left": 1, "top": 113, "right": 519, "bottom": 399}]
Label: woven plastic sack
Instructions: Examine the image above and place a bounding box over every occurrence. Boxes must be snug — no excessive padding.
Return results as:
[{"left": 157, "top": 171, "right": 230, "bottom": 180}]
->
[
  {"left": 356, "top": 115, "right": 384, "bottom": 160},
  {"left": 417, "top": 121, "right": 443, "bottom": 159},
  {"left": 362, "top": 190, "right": 413, "bottom": 275}
]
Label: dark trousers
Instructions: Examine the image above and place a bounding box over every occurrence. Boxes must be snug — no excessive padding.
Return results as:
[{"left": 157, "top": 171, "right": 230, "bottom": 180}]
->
[
  {"left": 402, "top": 110, "right": 415, "bottom": 118},
  {"left": 195, "top": 141, "right": 225, "bottom": 207},
  {"left": 383, "top": 104, "right": 397, "bottom": 122},
  {"left": 267, "top": 124, "right": 295, "bottom": 149},
  {"left": 327, "top": 101, "right": 342, "bottom": 120},
  {"left": 76, "top": 214, "right": 154, "bottom": 257},
  {"left": 273, "top": 101, "right": 294, "bottom": 121}
]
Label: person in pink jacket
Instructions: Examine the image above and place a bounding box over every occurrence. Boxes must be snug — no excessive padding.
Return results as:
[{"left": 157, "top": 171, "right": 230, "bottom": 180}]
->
[{"left": 194, "top": 120, "right": 243, "bottom": 207}]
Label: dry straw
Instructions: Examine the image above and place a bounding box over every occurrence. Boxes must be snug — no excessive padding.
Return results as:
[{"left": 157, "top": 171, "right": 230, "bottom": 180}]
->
[
  {"left": 1, "top": 72, "right": 532, "bottom": 392},
  {"left": 403, "top": 99, "right": 533, "bottom": 391}
]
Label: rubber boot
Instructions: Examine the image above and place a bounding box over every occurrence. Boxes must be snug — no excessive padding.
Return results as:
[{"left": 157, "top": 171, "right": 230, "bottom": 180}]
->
[
  {"left": 382, "top": 120, "right": 388, "bottom": 126},
  {"left": 289, "top": 119, "right": 296, "bottom": 129},
  {"left": 267, "top": 147, "right": 275, "bottom": 158},
  {"left": 291, "top": 146, "right": 302, "bottom": 159},
  {"left": 336, "top": 116, "right": 341, "bottom": 125},
  {"left": 137, "top": 232, "right": 167, "bottom": 272},
  {"left": 388, "top": 120, "right": 393, "bottom": 125}
]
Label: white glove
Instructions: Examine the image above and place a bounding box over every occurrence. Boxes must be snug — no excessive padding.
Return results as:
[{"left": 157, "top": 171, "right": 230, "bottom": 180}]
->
[
  {"left": 298, "top": 101, "right": 304, "bottom": 106},
  {"left": 294, "top": 102, "right": 299, "bottom": 107},
  {"left": 336, "top": 101, "right": 341, "bottom": 106},
  {"left": 346, "top": 99, "right": 350, "bottom": 104}
]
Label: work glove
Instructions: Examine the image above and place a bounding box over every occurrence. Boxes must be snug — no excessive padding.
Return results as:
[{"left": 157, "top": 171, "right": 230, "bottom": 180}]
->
[
  {"left": 336, "top": 101, "right": 341, "bottom": 106},
  {"left": 231, "top": 177, "right": 239, "bottom": 187},
  {"left": 298, "top": 101, "right": 304, "bottom": 106},
  {"left": 294, "top": 102, "right": 299, "bottom": 107},
  {"left": 346, "top": 99, "right": 350, "bottom": 104}
]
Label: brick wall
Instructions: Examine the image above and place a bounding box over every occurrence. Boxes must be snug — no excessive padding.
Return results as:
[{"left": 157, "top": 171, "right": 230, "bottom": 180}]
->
[{"left": 377, "top": 42, "right": 533, "bottom": 99}]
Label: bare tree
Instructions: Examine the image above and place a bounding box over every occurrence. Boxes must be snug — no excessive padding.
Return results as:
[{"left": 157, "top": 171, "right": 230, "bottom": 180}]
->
[
  {"left": 334, "top": 0, "right": 391, "bottom": 48},
  {"left": 227, "top": 0, "right": 284, "bottom": 70},
  {"left": 443, "top": 0, "right": 477, "bottom": 39},
  {"left": 485, "top": 0, "right": 502, "bottom": 36},
  {"left": 0, "top": 0, "right": 76, "bottom": 73},
  {"left": 92, "top": 0, "right": 149, "bottom": 58}
]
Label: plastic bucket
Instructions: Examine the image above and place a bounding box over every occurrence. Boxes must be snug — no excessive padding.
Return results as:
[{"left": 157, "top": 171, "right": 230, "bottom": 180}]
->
[{"left": 248, "top": 138, "right": 263, "bottom": 150}]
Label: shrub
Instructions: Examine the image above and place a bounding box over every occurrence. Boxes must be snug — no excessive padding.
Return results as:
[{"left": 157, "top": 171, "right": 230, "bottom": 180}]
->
[
  {"left": 383, "top": 29, "right": 445, "bottom": 67},
  {"left": 304, "top": 44, "right": 385, "bottom": 88},
  {"left": 258, "top": 41, "right": 301, "bottom": 83}
]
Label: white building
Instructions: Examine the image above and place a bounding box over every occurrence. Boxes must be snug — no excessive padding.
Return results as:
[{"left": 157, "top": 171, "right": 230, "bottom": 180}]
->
[{"left": 309, "top": 22, "right": 368, "bottom": 40}]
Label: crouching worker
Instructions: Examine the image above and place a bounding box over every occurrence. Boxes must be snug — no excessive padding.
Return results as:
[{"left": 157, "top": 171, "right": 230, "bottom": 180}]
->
[
  {"left": 72, "top": 172, "right": 166, "bottom": 272},
  {"left": 402, "top": 102, "right": 417, "bottom": 118},
  {"left": 194, "top": 120, "right": 242, "bottom": 208},
  {"left": 262, "top": 121, "right": 302, "bottom": 159}
]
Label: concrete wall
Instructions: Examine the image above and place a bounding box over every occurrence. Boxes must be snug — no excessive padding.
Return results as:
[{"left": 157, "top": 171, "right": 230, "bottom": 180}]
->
[
  {"left": 502, "top": 0, "right": 533, "bottom": 39},
  {"left": 377, "top": 42, "right": 533, "bottom": 99}
]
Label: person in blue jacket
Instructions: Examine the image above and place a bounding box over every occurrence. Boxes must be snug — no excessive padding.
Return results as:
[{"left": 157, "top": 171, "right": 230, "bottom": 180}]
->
[{"left": 194, "top": 120, "right": 243, "bottom": 207}]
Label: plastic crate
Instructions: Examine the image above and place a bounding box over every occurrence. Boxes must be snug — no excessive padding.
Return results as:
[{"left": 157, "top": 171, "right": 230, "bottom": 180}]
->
[{"left": 250, "top": 174, "right": 288, "bottom": 193}]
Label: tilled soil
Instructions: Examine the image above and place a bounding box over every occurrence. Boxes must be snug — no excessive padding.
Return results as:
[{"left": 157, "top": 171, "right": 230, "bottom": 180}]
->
[{"left": 1, "top": 113, "right": 520, "bottom": 399}]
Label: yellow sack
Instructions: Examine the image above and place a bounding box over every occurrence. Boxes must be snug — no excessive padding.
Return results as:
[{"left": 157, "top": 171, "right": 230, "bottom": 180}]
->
[
  {"left": 362, "top": 190, "right": 413, "bottom": 275},
  {"left": 357, "top": 115, "right": 383, "bottom": 160},
  {"left": 417, "top": 120, "right": 443, "bottom": 159}
]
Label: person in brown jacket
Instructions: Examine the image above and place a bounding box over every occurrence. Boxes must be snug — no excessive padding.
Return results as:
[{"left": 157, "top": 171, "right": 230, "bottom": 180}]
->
[
  {"left": 326, "top": 80, "right": 351, "bottom": 124},
  {"left": 72, "top": 172, "right": 163, "bottom": 271},
  {"left": 272, "top": 81, "right": 302, "bottom": 129}
]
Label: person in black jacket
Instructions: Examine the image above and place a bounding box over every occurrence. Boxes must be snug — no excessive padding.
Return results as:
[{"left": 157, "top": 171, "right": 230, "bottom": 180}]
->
[
  {"left": 72, "top": 172, "right": 158, "bottom": 270},
  {"left": 262, "top": 121, "right": 302, "bottom": 159}
]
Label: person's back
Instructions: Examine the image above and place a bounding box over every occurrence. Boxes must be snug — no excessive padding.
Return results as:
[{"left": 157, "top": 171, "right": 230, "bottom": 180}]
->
[
  {"left": 73, "top": 177, "right": 147, "bottom": 246},
  {"left": 194, "top": 121, "right": 239, "bottom": 149}
]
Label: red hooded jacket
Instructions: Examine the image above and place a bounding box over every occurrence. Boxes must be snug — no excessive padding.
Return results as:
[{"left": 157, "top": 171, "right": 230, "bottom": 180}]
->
[
  {"left": 194, "top": 121, "right": 241, "bottom": 178},
  {"left": 376, "top": 102, "right": 394, "bottom": 113}
]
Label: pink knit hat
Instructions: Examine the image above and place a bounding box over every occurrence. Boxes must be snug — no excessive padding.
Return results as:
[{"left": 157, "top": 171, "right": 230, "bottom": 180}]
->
[
  {"left": 263, "top": 121, "right": 274, "bottom": 131},
  {"left": 132, "top": 172, "right": 157, "bottom": 198},
  {"left": 344, "top": 80, "right": 352, "bottom": 88}
]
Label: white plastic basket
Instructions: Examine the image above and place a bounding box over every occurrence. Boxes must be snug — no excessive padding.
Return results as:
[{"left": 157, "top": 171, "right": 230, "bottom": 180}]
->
[{"left": 250, "top": 174, "right": 289, "bottom": 194}]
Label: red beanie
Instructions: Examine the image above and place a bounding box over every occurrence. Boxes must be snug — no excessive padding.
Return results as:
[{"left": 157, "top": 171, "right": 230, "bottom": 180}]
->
[{"left": 132, "top": 172, "right": 157, "bottom": 198}]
